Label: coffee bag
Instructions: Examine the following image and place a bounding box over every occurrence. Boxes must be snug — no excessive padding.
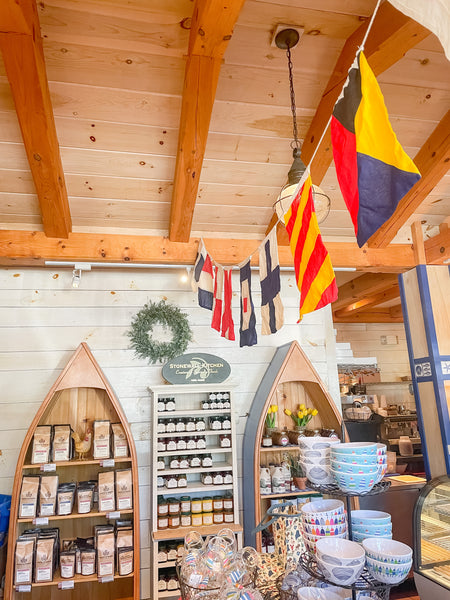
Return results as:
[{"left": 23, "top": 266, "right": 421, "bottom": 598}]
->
[
  {"left": 77, "top": 481, "right": 95, "bottom": 514},
  {"left": 14, "top": 538, "right": 35, "bottom": 585},
  {"left": 19, "top": 476, "right": 40, "bottom": 518},
  {"left": 97, "top": 531, "right": 115, "bottom": 578},
  {"left": 31, "top": 425, "right": 52, "bottom": 464},
  {"left": 39, "top": 475, "right": 58, "bottom": 517},
  {"left": 118, "top": 547, "right": 134, "bottom": 576},
  {"left": 115, "top": 469, "right": 132, "bottom": 510},
  {"left": 111, "top": 423, "right": 128, "bottom": 458},
  {"left": 93, "top": 420, "right": 111, "bottom": 459},
  {"left": 35, "top": 537, "right": 54, "bottom": 582},
  {"left": 60, "top": 551, "right": 76, "bottom": 579},
  {"left": 57, "top": 482, "right": 76, "bottom": 516},
  {"left": 81, "top": 548, "right": 96, "bottom": 576},
  {"left": 52, "top": 425, "right": 72, "bottom": 462},
  {"left": 98, "top": 471, "right": 115, "bottom": 512}
]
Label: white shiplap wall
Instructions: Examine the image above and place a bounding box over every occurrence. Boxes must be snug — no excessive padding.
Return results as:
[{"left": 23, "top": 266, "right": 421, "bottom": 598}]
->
[{"left": 0, "top": 267, "right": 340, "bottom": 599}]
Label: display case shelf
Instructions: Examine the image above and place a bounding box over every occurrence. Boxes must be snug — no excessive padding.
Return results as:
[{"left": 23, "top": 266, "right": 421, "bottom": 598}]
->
[
  {"left": 157, "top": 483, "right": 233, "bottom": 495},
  {"left": 156, "top": 409, "right": 231, "bottom": 418},
  {"left": 158, "top": 462, "right": 232, "bottom": 475},
  {"left": 153, "top": 522, "right": 243, "bottom": 541},
  {"left": 157, "top": 448, "right": 232, "bottom": 457},
  {"left": 14, "top": 571, "right": 134, "bottom": 589},
  {"left": 18, "top": 509, "right": 134, "bottom": 523},
  {"left": 157, "top": 430, "right": 228, "bottom": 438},
  {"left": 22, "top": 457, "right": 132, "bottom": 470}
]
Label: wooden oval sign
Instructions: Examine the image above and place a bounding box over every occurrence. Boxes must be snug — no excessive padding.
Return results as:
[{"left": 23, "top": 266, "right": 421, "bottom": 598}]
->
[{"left": 162, "top": 353, "right": 231, "bottom": 385}]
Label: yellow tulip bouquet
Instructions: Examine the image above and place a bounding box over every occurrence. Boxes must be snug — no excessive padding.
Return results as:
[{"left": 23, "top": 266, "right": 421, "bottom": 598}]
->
[
  {"left": 284, "top": 404, "right": 318, "bottom": 427},
  {"left": 265, "top": 404, "right": 278, "bottom": 429}
]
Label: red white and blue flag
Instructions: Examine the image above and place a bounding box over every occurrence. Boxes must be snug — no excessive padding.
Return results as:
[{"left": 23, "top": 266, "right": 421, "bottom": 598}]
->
[
  {"left": 211, "top": 265, "right": 224, "bottom": 332},
  {"left": 259, "top": 228, "right": 284, "bottom": 335},
  {"left": 239, "top": 259, "right": 257, "bottom": 347},
  {"left": 192, "top": 239, "right": 213, "bottom": 309},
  {"left": 221, "top": 268, "right": 235, "bottom": 341}
]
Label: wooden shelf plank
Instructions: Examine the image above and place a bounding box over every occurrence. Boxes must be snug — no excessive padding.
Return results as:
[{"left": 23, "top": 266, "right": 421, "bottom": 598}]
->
[
  {"left": 156, "top": 409, "right": 231, "bottom": 417},
  {"left": 158, "top": 462, "right": 232, "bottom": 475},
  {"left": 153, "top": 522, "right": 242, "bottom": 541},
  {"left": 261, "top": 490, "right": 320, "bottom": 499},
  {"left": 157, "top": 561, "right": 177, "bottom": 569},
  {"left": 158, "top": 448, "right": 232, "bottom": 457},
  {"left": 260, "top": 445, "right": 300, "bottom": 453},
  {"left": 157, "top": 483, "right": 233, "bottom": 495},
  {"left": 13, "top": 570, "right": 134, "bottom": 588},
  {"left": 23, "top": 457, "right": 132, "bottom": 469},
  {"left": 18, "top": 509, "right": 133, "bottom": 523},
  {"left": 157, "top": 430, "right": 228, "bottom": 438}
]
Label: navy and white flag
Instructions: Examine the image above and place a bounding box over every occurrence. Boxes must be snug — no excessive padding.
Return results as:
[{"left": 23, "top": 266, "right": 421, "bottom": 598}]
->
[
  {"left": 259, "top": 228, "right": 284, "bottom": 335},
  {"left": 191, "top": 239, "right": 213, "bottom": 310},
  {"left": 239, "top": 259, "right": 257, "bottom": 347}
]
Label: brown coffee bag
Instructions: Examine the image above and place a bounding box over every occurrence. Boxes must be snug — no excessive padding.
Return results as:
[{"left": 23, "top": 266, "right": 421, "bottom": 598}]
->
[
  {"left": 81, "top": 548, "right": 96, "bottom": 576},
  {"left": 57, "top": 482, "right": 76, "bottom": 516},
  {"left": 14, "top": 538, "right": 35, "bottom": 585},
  {"left": 39, "top": 475, "right": 58, "bottom": 517},
  {"left": 52, "top": 425, "right": 71, "bottom": 462},
  {"left": 98, "top": 471, "right": 115, "bottom": 512},
  {"left": 97, "top": 531, "right": 115, "bottom": 578},
  {"left": 60, "top": 551, "right": 76, "bottom": 579},
  {"left": 93, "top": 420, "right": 111, "bottom": 459},
  {"left": 31, "top": 425, "right": 52, "bottom": 464},
  {"left": 118, "top": 547, "right": 134, "bottom": 576},
  {"left": 19, "top": 476, "right": 40, "bottom": 519},
  {"left": 115, "top": 469, "right": 132, "bottom": 511},
  {"left": 35, "top": 537, "right": 54, "bottom": 582},
  {"left": 77, "top": 482, "right": 95, "bottom": 514},
  {"left": 111, "top": 423, "right": 128, "bottom": 458}
]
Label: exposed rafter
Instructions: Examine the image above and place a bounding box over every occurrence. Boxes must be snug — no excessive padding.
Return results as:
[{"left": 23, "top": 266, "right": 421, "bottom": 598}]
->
[
  {"left": 368, "top": 111, "right": 450, "bottom": 248},
  {"left": 333, "top": 307, "right": 403, "bottom": 324},
  {"left": 0, "top": 0, "right": 71, "bottom": 238},
  {"left": 425, "top": 222, "right": 450, "bottom": 264},
  {"left": 332, "top": 273, "right": 399, "bottom": 312},
  {"left": 333, "top": 285, "right": 400, "bottom": 318},
  {"left": 0, "top": 230, "right": 416, "bottom": 271},
  {"left": 169, "top": 0, "right": 245, "bottom": 243}
]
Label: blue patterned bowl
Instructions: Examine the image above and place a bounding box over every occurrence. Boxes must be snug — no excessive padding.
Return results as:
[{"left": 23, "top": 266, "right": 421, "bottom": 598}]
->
[
  {"left": 331, "top": 469, "right": 376, "bottom": 493},
  {"left": 366, "top": 556, "right": 412, "bottom": 584},
  {"left": 351, "top": 510, "right": 391, "bottom": 527},
  {"left": 362, "top": 538, "right": 413, "bottom": 564},
  {"left": 331, "top": 442, "right": 377, "bottom": 456},
  {"left": 331, "top": 460, "right": 378, "bottom": 475}
]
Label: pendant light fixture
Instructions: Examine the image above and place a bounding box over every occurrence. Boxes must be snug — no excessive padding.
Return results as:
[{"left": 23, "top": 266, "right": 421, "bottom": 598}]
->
[{"left": 274, "top": 28, "right": 331, "bottom": 224}]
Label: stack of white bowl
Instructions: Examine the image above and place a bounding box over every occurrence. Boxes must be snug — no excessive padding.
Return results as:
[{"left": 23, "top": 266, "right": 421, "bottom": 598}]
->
[
  {"left": 350, "top": 510, "right": 392, "bottom": 543},
  {"left": 315, "top": 538, "right": 366, "bottom": 587},
  {"left": 300, "top": 499, "right": 347, "bottom": 554},
  {"left": 363, "top": 538, "right": 413, "bottom": 585},
  {"left": 299, "top": 437, "right": 341, "bottom": 486},
  {"left": 330, "top": 443, "right": 380, "bottom": 493}
]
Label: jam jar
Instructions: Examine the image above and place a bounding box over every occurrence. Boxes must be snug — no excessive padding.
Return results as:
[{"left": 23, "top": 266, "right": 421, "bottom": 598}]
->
[{"left": 165, "top": 418, "right": 176, "bottom": 433}]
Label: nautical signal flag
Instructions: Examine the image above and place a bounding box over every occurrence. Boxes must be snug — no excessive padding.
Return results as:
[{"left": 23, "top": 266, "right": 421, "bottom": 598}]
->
[
  {"left": 284, "top": 171, "right": 338, "bottom": 321},
  {"left": 192, "top": 239, "right": 213, "bottom": 309},
  {"left": 331, "top": 51, "right": 421, "bottom": 247}
]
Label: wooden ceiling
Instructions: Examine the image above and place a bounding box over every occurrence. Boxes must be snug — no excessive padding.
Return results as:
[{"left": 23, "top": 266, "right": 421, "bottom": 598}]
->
[{"left": 0, "top": 0, "right": 449, "bottom": 323}]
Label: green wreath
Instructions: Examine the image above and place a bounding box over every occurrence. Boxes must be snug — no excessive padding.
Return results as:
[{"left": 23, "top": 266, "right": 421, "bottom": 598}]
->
[{"left": 128, "top": 300, "right": 192, "bottom": 364}]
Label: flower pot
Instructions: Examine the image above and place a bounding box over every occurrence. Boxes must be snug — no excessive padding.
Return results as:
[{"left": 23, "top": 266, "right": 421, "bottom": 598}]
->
[{"left": 293, "top": 476, "right": 307, "bottom": 490}]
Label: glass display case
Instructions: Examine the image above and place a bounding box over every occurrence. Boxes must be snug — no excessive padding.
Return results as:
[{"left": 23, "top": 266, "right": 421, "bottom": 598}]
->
[{"left": 413, "top": 474, "right": 450, "bottom": 599}]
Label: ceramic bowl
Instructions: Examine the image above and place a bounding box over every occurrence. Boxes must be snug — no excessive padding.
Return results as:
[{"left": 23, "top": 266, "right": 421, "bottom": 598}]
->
[
  {"left": 302, "top": 528, "right": 347, "bottom": 542},
  {"left": 299, "top": 437, "right": 341, "bottom": 450},
  {"left": 350, "top": 510, "right": 391, "bottom": 527},
  {"left": 304, "top": 538, "right": 318, "bottom": 554},
  {"left": 362, "top": 538, "right": 413, "bottom": 564},
  {"left": 304, "top": 463, "right": 334, "bottom": 485},
  {"left": 375, "top": 463, "right": 388, "bottom": 484},
  {"left": 331, "top": 460, "right": 379, "bottom": 475},
  {"left": 301, "top": 448, "right": 332, "bottom": 459},
  {"left": 297, "top": 587, "right": 343, "bottom": 600},
  {"left": 376, "top": 443, "right": 387, "bottom": 456},
  {"left": 300, "top": 453, "right": 331, "bottom": 466},
  {"left": 366, "top": 556, "right": 412, "bottom": 584},
  {"left": 301, "top": 499, "right": 345, "bottom": 523},
  {"left": 352, "top": 522, "right": 392, "bottom": 537},
  {"left": 352, "top": 532, "right": 392, "bottom": 544},
  {"left": 316, "top": 538, "right": 365, "bottom": 567},
  {"left": 329, "top": 453, "right": 377, "bottom": 466},
  {"left": 317, "top": 555, "right": 365, "bottom": 586},
  {"left": 331, "top": 442, "right": 377, "bottom": 456},
  {"left": 302, "top": 513, "right": 347, "bottom": 527},
  {"left": 303, "top": 521, "right": 348, "bottom": 536},
  {"left": 331, "top": 469, "right": 376, "bottom": 493}
]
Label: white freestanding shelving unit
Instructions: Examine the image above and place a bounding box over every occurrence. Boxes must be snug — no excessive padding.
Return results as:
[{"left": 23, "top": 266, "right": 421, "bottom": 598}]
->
[{"left": 149, "top": 384, "right": 243, "bottom": 599}]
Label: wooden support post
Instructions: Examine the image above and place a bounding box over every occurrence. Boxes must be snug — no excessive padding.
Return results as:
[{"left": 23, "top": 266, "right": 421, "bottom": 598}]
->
[{"left": 411, "top": 221, "right": 427, "bottom": 265}]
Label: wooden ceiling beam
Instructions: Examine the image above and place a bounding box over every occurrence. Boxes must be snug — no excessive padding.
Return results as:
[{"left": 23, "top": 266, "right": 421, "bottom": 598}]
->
[
  {"left": 334, "top": 285, "right": 400, "bottom": 318},
  {"left": 332, "top": 273, "right": 399, "bottom": 312},
  {"left": 169, "top": 0, "right": 245, "bottom": 243},
  {"left": 301, "top": 2, "right": 429, "bottom": 184},
  {"left": 0, "top": 230, "right": 416, "bottom": 271},
  {"left": 0, "top": 0, "right": 71, "bottom": 238},
  {"left": 368, "top": 111, "right": 450, "bottom": 248},
  {"left": 333, "top": 307, "right": 403, "bottom": 324}
]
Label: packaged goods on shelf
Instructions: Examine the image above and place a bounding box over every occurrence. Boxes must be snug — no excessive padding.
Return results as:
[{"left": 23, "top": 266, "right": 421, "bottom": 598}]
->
[
  {"left": 31, "top": 426, "right": 52, "bottom": 465},
  {"left": 98, "top": 471, "right": 115, "bottom": 512},
  {"left": 52, "top": 425, "right": 72, "bottom": 462},
  {"left": 115, "top": 469, "right": 133, "bottom": 510},
  {"left": 14, "top": 538, "right": 35, "bottom": 585},
  {"left": 111, "top": 422, "right": 129, "bottom": 458},
  {"left": 38, "top": 475, "right": 59, "bottom": 517},
  {"left": 93, "top": 420, "right": 111, "bottom": 459},
  {"left": 18, "top": 476, "right": 40, "bottom": 518},
  {"left": 57, "top": 482, "right": 76, "bottom": 515}
]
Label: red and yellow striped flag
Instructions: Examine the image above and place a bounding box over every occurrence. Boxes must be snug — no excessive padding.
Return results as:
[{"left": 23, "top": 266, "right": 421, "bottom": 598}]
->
[{"left": 284, "top": 171, "right": 338, "bottom": 320}]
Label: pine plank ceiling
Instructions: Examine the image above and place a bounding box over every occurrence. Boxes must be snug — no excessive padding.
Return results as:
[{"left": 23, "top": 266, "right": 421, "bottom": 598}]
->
[{"left": 0, "top": 0, "right": 449, "bottom": 323}]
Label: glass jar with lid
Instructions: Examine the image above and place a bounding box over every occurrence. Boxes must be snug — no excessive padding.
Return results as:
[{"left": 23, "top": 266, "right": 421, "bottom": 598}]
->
[
  {"left": 157, "top": 515, "right": 169, "bottom": 530},
  {"left": 213, "top": 511, "right": 224, "bottom": 524},
  {"left": 262, "top": 434, "right": 272, "bottom": 447},
  {"left": 176, "top": 418, "right": 186, "bottom": 432},
  {"left": 210, "top": 415, "right": 222, "bottom": 430},
  {"left": 223, "top": 493, "right": 233, "bottom": 512},
  {"left": 186, "top": 437, "right": 196, "bottom": 451},
  {"left": 166, "top": 474, "right": 178, "bottom": 489},
  {"left": 157, "top": 439, "right": 167, "bottom": 452},
  {"left": 177, "top": 437, "right": 187, "bottom": 451},
  {"left": 178, "top": 473, "right": 187, "bottom": 487},
  {"left": 223, "top": 472, "right": 233, "bottom": 485},
  {"left": 158, "top": 497, "right": 169, "bottom": 516},
  {"left": 219, "top": 433, "right": 231, "bottom": 448},
  {"left": 195, "top": 418, "right": 206, "bottom": 432},
  {"left": 157, "top": 397, "right": 166, "bottom": 412},
  {"left": 180, "top": 496, "right": 191, "bottom": 513},
  {"left": 168, "top": 498, "right": 180, "bottom": 514},
  {"left": 167, "top": 543, "right": 178, "bottom": 561},
  {"left": 180, "top": 512, "right": 191, "bottom": 527},
  {"left": 191, "top": 498, "right": 202, "bottom": 514},
  {"left": 202, "top": 397, "right": 210, "bottom": 410},
  {"left": 202, "top": 496, "right": 213, "bottom": 512},
  {"left": 192, "top": 513, "right": 203, "bottom": 527},
  {"left": 179, "top": 456, "right": 189, "bottom": 469},
  {"left": 168, "top": 513, "right": 180, "bottom": 528},
  {"left": 189, "top": 456, "right": 201, "bottom": 468},
  {"left": 197, "top": 436, "right": 206, "bottom": 450},
  {"left": 213, "top": 472, "right": 223, "bottom": 485},
  {"left": 201, "top": 473, "right": 213, "bottom": 485},
  {"left": 157, "top": 458, "right": 166, "bottom": 470},
  {"left": 166, "top": 437, "right": 177, "bottom": 452},
  {"left": 202, "top": 454, "right": 213, "bottom": 468},
  {"left": 166, "top": 397, "right": 176, "bottom": 411},
  {"left": 157, "top": 419, "right": 166, "bottom": 433},
  {"left": 157, "top": 544, "right": 168, "bottom": 562},
  {"left": 186, "top": 418, "right": 196, "bottom": 432},
  {"left": 165, "top": 418, "right": 176, "bottom": 433},
  {"left": 202, "top": 512, "right": 213, "bottom": 526},
  {"left": 223, "top": 392, "right": 231, "bottom": 409},
  {"left": 222, "top": 415, "right": 231, "bottom": 430},
  {"left": 169, "top": 457, "right": 180, "bottom": 469},
  {"left": 213, "top": 496, "right": 224, "bottom": 512}
]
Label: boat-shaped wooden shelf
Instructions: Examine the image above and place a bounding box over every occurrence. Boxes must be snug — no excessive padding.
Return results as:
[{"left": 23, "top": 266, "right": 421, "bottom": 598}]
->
[
  {"left": 243, "top": 341, "right": 345, "bottom": 550},
  {"left": 5, "top": 343, "right": 140, "bottom": 600}
]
